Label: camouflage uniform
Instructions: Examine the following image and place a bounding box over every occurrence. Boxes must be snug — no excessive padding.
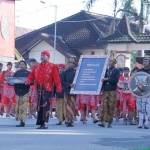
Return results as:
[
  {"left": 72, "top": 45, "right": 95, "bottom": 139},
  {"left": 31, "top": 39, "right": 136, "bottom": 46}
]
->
[
  {"left": 62, "top": 67, "right": 76, "bottom": 127},
  {"left": 100, "top": 91, "right": 117, "bottom": 124},
  {"left": 16, "top": 94, "right": 28, "bottom": 122},
  {"left": 100, "top": 65, "right": 120, "bottom": 127}
]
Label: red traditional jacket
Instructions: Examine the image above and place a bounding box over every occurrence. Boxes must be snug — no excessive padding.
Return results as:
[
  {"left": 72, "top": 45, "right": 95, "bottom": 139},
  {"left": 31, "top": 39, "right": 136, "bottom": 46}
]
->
[{"left": 28, "top": 61, "right": 62, "bottom": 93}]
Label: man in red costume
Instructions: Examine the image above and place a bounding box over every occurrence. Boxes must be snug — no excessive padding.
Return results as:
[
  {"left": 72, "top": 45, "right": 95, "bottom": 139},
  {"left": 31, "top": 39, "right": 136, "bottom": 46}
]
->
[{"left": 28, "top": 50, "right": 62, "bottom": 129}]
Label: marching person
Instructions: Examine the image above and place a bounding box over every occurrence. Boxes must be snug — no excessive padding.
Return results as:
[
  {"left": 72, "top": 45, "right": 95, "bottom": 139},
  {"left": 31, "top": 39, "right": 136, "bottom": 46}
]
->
[
  {"left": 118, "top": 67, "right": 136, "bottom": 125},
  {"left": 0, "top": 63, "right": 3, "bottom": 115},
  {"left": 115, "top": 68, "right": 124, "bottom": 121},
  {"left": 56, "top": 64, "right": 66, "bottom": 125},
  {"left": 28, "top": 59, "right": 38, "bottom": 119},
  {"left": 76, "top": 94, "right": 98, "bottom": 124},
  {"left": 135, "top": 57, "right": 150, "bottom": 129},
  {"left": 28, "top": 50, "right": 62, "bottom": 129},
  {"left": 99, "top": 58, "right": 120, "bottom": 128},
  {"left": 13, "top": 60, "right": 30, "bottom": 127},
  {"left": 1, "top": 62, "right": 16, "bottom": 117},
  {"left": 62, "top": 57, "right": 77, "bottom": 127}
]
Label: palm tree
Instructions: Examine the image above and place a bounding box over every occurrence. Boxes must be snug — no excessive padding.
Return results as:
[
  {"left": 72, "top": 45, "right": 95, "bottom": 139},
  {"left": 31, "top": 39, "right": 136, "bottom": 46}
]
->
[
  {"left": 120, "top": 0, "right": 138, "bottom": 19},
  {"left": 84, "top": 0, "right": 150, "bottom": 32},
  {"left": 120, "top": 0, "right": 150, "bottom": 32}
]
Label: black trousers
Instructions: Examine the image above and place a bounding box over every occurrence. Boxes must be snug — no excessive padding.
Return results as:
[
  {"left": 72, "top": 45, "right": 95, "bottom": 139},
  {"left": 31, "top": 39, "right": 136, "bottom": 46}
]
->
[{"left": 36, "top": 88, "right": 52, "bottom": 126}]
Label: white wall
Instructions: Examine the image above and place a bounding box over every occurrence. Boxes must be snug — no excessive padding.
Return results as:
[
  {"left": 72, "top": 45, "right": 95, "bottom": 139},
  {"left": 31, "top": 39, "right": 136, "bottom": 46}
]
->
[
  {"left": 107, "top": 43, "right": 150, "bottom": 52},
  {"left": 29, "top": 41, "right": 66, "bottom": 64},
  {"left": 80, "top": 49, "right": 106, "bottom": 56},
  {"left": 0, "top": 56, "right": 15, "bottom": 70},
  {"left": 80, "top": 48, "right": 131, "bottom": 69},
  {"left": 116, "top": 53, "right": 131, "bottom": 69}
]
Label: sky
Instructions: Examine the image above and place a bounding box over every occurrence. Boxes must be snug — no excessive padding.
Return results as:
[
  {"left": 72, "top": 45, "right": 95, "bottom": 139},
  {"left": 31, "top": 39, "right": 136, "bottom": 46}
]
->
[{"left": 15, "top": 0, "right": 141, "bottom": 29}]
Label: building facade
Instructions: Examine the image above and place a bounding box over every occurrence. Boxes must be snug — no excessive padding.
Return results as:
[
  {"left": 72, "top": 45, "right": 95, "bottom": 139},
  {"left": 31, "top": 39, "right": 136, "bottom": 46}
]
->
[{"left": 0, "top": 0, "right": 15, "bottom": 65}]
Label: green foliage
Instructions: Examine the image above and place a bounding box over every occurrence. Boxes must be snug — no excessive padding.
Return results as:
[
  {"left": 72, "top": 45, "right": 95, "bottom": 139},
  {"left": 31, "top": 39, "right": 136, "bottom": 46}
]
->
[
  {"left": 120, "top": 0, "right": 138, "bottom": 19},
  {"left": 85, "top": 0, "right": 97, "bottom": 11},
  {"left": 130, "top": 51, "right": 137, "bottom": 69}
]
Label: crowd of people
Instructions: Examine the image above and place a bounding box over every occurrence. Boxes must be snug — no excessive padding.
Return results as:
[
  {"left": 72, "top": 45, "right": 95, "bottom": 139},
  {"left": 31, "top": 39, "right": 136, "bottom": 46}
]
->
[{"left": 0, "top": 50, "right": 149, "bottom": 130}]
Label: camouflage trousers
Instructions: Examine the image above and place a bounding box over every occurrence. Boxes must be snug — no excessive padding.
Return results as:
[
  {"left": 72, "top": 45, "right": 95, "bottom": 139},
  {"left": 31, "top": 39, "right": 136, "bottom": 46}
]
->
[
  {"left": 15, "top": 94, "right": 28, "bottom": 122},
  {"left": 65, "top": 94, "right": 76, "bottom": 123},
  {"left": 100, "top": 91, "right": 117, "bottom": 124},
  {"left": 56, "top": 99, "right": 66, "bottom": 122}
]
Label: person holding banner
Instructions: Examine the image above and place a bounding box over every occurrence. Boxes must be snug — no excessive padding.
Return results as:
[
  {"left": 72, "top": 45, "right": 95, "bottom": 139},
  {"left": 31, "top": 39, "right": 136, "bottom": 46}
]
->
[
  {"left": 62, "top": 57, "right": 77, "bottom": 127},
  {"left": 14, "top": 60, "right": 30, "bottom": 127},
  {"left": 56, "top": 64, "right": 66, "bottom": 125},
  {"left": 99, "top": 58, "right": 120, "bottom": 128},
  {"left": 27, "top": 50, "right": 62, "bottom": 129}
]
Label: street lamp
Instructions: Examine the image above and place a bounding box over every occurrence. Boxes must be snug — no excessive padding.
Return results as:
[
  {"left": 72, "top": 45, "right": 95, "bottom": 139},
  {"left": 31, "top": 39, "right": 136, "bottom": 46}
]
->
[{"left": 40, "top": 0, "right": 57, "bottom": 63}]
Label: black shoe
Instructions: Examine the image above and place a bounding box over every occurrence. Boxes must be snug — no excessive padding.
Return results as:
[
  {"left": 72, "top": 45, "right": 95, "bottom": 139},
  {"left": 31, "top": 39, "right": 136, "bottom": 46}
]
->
[
  {"left": 56, "top": 122, "right": 62, "bottom": 125},
  {"left": 65, "top": 122, "right": 69, "bottom": 125},
  {"left": 16, "top": 121, "right": 25, "bottom": 127},
  {"left": 41, "top": 125, "right": 48, "bottom": 129},
  {"left": 80, "top": 119, "right": 83, "bottom": 122},
  {"left": 98, "top": 123, "right": 105, "bottom": 127},
  {"left": 144, "top": 126, "right": 149, "bottom": 129},
  {"left": 93, "top": 120, "right": 99, "bottom": 124},
  {"left": 107, "top": 123, "right": 112, "bottom": 128},
  {"left": 129, "top": 122, "right": 136, "bottom": 125},
  {"left": 138, "top": 126, "right": 142, "bottom": 129},
  {"left": 66, "top": 122, "right": 74, "bottom": 127}
]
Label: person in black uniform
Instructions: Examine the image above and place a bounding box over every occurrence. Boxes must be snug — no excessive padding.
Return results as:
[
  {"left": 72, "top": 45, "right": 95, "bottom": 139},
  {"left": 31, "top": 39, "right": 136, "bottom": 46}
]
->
[
  {"left": 13, "top": 60, "right": 30, "bottom": 127},
  {"left": 62, "top": 57, "right": 77, "bottom": 127},
  {"left": 99, "top": 58, "right": 120, "bottom": 128}
]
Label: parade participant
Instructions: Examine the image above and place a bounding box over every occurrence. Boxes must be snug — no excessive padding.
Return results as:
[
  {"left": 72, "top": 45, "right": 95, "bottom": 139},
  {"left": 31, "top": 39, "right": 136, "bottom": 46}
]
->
[
  {"left": 28, "top": 50, "right": 62, "bottom": 129},
  {"left": 0, "top": 63, "right": 3, "bottom": 115},
  {"left": 115, "top": 68, "right": 124, "bottom": 121},
  {"left": 62, "top": 57, "right": 77, "bottom": 127},
  {"left": 49, "top": 89, "right": 56, "bottom": 118},
  {"left": 76, "top": 94, "right": 98, "bottom": 124},
  {"left": 135, "top": 57, "right": 150, "bottom": 129},
  {"left": 56, "top": 64, "right": 66, "bottom": 125},
  {"left": 13, "top": 61, "right": 30, "bottom": 127},
  {"left": 99, "top": 58, "right": 120, "bottom": 128},
  {"left": 1, "top": 62, "right": 16, "bottom": 117},
  {"left": 118, "top": 67, "right": 136, "bottom": 125},
  {"left": 28, "top": 59, "right": 38, "bottom": 119}
]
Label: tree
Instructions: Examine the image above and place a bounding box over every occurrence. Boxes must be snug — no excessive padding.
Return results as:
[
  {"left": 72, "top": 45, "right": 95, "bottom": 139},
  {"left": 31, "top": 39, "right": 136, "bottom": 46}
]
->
[
  {"left": 84, "top": 0, "right": 150, "bottom": 32},
  {"left": 120, "top": 0, "right": 150, "bottom": 32},
  {"left": 113, "top": 0, "right": 118, "bottom": 17},
  {"left": 85, "top": 0, "right": 97, "bottom": 11},
  {"left": 120, "top": 0, "right": 138, "bottom": 20},
  {"left": 84, "top": 0, "right": 119, "bottom": 14},
  {"left": 145, "top": 0, "right": 150, "bottom": 24}
]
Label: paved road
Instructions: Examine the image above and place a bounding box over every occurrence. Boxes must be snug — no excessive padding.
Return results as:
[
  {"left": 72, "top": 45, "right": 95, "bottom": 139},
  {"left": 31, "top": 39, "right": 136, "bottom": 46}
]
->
[{"left": 0, "top": 117, "right": 150, "bottom": 150}]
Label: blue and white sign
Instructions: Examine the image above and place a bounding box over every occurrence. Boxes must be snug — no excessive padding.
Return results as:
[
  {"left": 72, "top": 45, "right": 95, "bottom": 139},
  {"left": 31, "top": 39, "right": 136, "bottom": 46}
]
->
[{"left": 70, "top": 55, "right": 108, "bottom": 95}]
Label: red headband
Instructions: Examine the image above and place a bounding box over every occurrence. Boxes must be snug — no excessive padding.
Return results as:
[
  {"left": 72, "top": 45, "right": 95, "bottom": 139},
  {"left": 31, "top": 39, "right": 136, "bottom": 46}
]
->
[{"left": 41, "top": 50, "right": 50, "bottom": 58}]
